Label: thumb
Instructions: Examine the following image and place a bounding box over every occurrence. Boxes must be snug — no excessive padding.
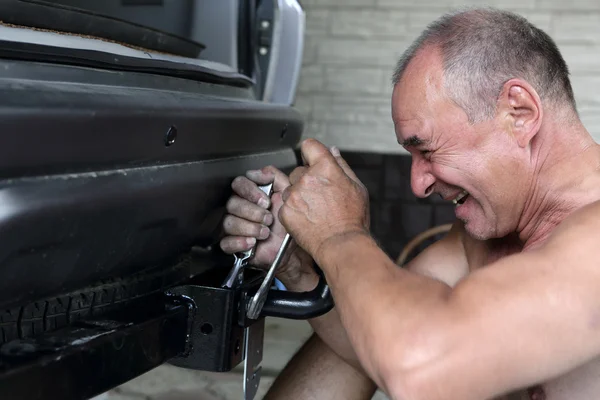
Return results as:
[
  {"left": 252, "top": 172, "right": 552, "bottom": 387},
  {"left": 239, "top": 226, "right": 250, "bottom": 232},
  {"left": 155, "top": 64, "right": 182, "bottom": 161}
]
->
[{"left": 330, "top": 146, "right": 361, "bottom": 184}]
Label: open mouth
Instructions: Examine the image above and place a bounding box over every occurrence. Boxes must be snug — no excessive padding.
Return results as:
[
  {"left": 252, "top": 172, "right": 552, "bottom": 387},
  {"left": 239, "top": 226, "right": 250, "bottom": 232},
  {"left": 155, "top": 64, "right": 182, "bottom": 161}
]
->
[{"left": 452, "top": 190, "right": 469, "bottom": 206}]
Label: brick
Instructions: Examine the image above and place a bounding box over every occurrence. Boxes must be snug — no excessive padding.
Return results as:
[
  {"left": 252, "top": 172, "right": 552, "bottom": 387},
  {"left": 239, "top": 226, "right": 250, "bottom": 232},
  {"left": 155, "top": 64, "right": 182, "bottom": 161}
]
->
[
  {"left": 302, "top": 120, "right": 325, "bottom": 137},
  {"left": 377, "top": 0, "right": 453, "bottom": 9},
  {"left": 557, "top": 44, "right": 600, "bottom": 73},
  {"left": 405, "top": 9, "right": 548, "bottom": 38},
  {"left": 300, "top": 120, "right": 328, "bottom": 144},
  {"left": 293, "top": 94, "right": 313, "bottom": 119},
  {"left": 405, "top": 11, "right": 449, "bottom": 37},
  {"left": 296, "top": 64, "right": 325, "bottom": 93},
  {"left": 317, "top": 38, "right": 409, "bottom": 67},
  {"left": 302, "top": 36, "right": 319, "bottom": 66},
  {"left": 552, "top": 14, "right": 600, "bottom": 43},
  {"left": 577, "top": 105, "right": 600, "bottom": 142},
  {"left": 330, "top": 10, "right": 407, "bottom": 38},
  {"left": 325, "top": 66, "right": 387, "bottom": 95},
  {"left": 305, "top": 9, "right": 330, "bottom": 36},
  {"left": 570, "top": 75, "right": 600, "bottom": 105},
  {"left": 311, "top": 95, "right": 391, "bottom": 124},
  {"left": 517, "top": 11, "right": 552, "bottom": 33},
  {"left": 536, "top": 0, "right": 600, "bottom": 10},
  {"left": 324, "top": 123, "right": 406, "bottom": 154},
  {"left": 303, "top": 0, "right": 377, "bottom": 6},
  {"left": 453, "top": 0, "right": 535, "bottom": 9}
]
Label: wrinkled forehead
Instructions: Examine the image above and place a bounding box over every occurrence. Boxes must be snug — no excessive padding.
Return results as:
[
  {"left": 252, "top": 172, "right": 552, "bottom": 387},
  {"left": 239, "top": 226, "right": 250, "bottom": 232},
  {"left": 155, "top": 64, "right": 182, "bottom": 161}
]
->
[{"left": 392, "top": 49, "right": 446, "bottom": 138}]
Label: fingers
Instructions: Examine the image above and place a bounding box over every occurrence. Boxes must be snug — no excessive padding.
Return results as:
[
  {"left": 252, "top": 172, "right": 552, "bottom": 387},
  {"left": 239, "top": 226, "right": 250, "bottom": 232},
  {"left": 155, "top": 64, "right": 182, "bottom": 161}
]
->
[
  {"left": 231, "top": 176, "right": 272, "bottom": 209},
  {"left": 289, "top": 166, "right": 307, "bottom": 185},
  {"left": 281, "top": 186, "right": 291, "bottom": 203},
  {"left": 330, "top": 146, "right": 361, "bottom": 184},
  {"left": 246, "top": 165, "right": 290, "bottom": 192},
  {"left": 298, "top": 139, "right": 360, "bottom": 183},
  {"left": 220, "top": 236, "right": 257, "bottom": 254},
  {"left": 226, "top": 195, "right": 273, "bottom": 225},
  {"left": 223, "top": 215, "right": 270, "bottom": 240},
  {"left": 300, "top": 138, "right": 333, "bottom": 166}
]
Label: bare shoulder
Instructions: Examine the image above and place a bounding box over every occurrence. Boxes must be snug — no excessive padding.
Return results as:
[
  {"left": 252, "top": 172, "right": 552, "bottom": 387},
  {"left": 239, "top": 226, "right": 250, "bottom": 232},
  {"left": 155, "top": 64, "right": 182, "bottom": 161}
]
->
[
  {"left": 405, "top": 220, "right": 472, "bottom": 287},
  {"left": 542, "top": 200, "right": 600, "bottom": 253}
]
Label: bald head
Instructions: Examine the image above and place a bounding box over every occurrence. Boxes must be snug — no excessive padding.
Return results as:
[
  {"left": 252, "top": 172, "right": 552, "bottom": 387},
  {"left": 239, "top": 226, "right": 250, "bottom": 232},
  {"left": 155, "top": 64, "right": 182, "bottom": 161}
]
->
[{"left": 392, "top": 8, "right": 577, "bottom": 123}]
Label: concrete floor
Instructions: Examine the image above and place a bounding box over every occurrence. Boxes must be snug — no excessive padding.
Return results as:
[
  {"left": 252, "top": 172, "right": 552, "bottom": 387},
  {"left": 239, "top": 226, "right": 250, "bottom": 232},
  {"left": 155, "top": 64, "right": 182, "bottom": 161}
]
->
[{"left": 93, "top": 318, "right": 388, "bottom": 400}]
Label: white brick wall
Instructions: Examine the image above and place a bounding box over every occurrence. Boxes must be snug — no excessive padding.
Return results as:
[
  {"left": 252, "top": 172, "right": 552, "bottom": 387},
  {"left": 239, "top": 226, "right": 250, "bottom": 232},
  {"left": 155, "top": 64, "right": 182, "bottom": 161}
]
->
[{"left": 294, "top": 0, "right": 600, "bottom": 154}]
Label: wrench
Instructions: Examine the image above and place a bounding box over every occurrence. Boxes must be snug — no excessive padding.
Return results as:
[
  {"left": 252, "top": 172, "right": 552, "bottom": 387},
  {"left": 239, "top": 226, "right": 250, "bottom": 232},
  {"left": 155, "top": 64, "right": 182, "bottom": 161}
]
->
[
  {"left": 222, "top": 183, "right": 273, "bottom": 289},
  {"left": 246, "top": 232, "right": 292, "bottom": 320}
]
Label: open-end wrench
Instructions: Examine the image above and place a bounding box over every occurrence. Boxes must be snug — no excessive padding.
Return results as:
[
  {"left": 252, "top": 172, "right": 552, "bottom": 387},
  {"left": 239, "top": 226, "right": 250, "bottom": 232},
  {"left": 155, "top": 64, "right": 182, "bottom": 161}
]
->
[
  {"left": 222, "top": 183, "right": 273, "bottom": 289},
  {"left": 246, "top": 232, "right": 292, "bottom": 320}
]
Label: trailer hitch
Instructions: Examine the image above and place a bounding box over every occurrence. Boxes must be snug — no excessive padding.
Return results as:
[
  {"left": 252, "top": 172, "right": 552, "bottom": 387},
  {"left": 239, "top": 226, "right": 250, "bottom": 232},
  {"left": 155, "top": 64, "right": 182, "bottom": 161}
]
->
[
  {"left": 167, "top": 265, "right": 333, "bottom": 399},
  {"left": 0, "top": 256, "right": 333, "bottom": 400}
]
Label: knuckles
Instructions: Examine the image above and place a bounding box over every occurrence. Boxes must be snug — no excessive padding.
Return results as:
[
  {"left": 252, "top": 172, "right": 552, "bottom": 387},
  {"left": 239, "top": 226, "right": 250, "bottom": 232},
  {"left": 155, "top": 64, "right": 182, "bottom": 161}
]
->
[
  {"left": 320, "top": 158, "right": 339, "bottom": 177},
  {"left": 289, "top": 166, "right": 306, "bottom": 185},
  {"left": 297, "top": 173, "right": 323, "bottom": 189},
  {"left": 286, "top": 188, "right": 302, "bottom": 206}
]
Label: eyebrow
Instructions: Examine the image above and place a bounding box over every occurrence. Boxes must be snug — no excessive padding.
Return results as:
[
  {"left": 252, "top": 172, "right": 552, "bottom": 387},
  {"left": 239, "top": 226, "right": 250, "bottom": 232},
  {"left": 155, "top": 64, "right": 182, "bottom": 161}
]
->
[{"left": 401, "top": 135, "right": 428, "bottom": 148}]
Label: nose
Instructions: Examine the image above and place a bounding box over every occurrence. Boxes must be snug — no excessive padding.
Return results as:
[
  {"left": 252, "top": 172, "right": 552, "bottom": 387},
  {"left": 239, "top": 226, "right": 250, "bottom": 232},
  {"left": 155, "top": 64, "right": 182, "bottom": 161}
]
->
[{"left": 410, "top": 157, "right": 436, "bottom": 198}]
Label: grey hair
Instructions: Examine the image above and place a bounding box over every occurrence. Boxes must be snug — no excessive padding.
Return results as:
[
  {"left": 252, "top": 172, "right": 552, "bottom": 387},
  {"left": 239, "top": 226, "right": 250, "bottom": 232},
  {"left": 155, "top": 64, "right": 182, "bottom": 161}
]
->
[{"left": 392, "top": 8, "right": 577, "bottom": 123}]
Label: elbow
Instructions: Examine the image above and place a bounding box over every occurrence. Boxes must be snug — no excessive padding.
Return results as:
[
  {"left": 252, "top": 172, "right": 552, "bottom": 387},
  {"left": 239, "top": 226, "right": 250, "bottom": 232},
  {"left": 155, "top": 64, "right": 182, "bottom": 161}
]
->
[
  {"left": 381, "top": 366, "right": 435, "bottom": 400},
  {"left": 377, "top": 354, "right": 430, "bottom": 400},
  {"left": 377, "top": 321, "right": 457, "bottom": 400}
]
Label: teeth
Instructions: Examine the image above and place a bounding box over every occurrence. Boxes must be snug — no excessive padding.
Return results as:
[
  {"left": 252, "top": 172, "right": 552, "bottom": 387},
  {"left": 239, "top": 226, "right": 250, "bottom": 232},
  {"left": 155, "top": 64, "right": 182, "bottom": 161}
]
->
[{"left": 452, "top": 190, "right": 468, "bottom": 205}]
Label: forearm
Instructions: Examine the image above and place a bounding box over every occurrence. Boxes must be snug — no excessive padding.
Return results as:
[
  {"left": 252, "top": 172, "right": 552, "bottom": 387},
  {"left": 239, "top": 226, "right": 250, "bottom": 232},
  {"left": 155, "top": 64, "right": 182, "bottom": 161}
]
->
[
  {"left": 315, "top": 233, "right": 452, "bottom": 390},
  {"left": 264, "top": 333, "right": 377, "bottom": 400},
  {"left": 281, "top": 251, "right": 364, "bottom": 371}
]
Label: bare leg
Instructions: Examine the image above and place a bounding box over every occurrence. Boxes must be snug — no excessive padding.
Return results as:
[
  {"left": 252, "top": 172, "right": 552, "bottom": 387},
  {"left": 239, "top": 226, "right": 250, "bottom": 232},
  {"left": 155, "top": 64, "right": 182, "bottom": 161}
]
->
[{"left": 264, "top": 333, "right": 378, "bottom": 400}]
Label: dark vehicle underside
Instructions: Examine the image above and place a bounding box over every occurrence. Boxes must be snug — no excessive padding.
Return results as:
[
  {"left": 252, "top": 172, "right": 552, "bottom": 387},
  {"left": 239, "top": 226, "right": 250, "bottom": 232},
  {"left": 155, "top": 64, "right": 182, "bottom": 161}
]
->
[{"left": 0, "top": 1, "right": 332, "bottom": 399}]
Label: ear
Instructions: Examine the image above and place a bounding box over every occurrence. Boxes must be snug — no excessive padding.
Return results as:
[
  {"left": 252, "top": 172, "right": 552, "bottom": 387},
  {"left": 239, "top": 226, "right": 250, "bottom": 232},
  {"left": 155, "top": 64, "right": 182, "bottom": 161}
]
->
[{"left": 498, "top": 79, "right": 543, "bottom": 148}]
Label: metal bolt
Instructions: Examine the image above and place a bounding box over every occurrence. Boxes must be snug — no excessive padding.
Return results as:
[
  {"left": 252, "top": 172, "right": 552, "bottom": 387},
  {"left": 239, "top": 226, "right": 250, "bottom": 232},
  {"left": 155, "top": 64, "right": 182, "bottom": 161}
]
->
[
  {"left": 259, "top": 47, "right": 268, "bottom": 56},
  {"left": 261, "top": 20, "right": 270, "bottom": 29},
  {"left": 164, "top": 125, "right": 177, "bottom": 147}
]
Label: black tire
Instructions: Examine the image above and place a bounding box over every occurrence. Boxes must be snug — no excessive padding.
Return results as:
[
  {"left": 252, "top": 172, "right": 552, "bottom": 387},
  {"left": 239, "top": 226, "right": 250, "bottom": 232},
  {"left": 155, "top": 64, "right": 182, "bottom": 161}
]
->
[{"left": 0, "top": 254, "right": 204, "bottom": 345}]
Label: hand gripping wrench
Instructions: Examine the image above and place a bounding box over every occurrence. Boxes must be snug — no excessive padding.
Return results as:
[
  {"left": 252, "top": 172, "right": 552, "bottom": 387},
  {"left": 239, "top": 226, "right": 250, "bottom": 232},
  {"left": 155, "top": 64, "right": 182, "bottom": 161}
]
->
[{"left": 222, "top": 183, "right": 273, "bottom": 289}]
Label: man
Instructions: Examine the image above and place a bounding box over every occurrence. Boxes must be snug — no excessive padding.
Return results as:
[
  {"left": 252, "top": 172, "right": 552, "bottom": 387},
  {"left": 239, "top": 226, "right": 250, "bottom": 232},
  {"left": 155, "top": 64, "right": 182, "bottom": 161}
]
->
[{"left": 220, "top": 8, "right": 600, "bottom": 400}]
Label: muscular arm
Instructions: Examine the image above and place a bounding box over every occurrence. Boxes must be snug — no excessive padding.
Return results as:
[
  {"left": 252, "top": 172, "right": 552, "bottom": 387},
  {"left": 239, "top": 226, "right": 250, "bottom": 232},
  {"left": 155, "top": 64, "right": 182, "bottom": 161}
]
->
[
  {"left": 313, "top": 203, "right": 600, "bottom": 400},
  {"left": 269, "top": 221, "right": 471, "bottom": 399},
  {"left": 285, "top": 221, "right": 470, "bottom": 371}
]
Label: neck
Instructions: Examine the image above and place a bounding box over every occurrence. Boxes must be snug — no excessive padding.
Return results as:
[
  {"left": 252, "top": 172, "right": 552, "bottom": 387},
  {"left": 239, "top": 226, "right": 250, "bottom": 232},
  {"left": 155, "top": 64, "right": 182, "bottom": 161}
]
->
[{"left": 517, "top": 120, "right": 600, "bottom": 249}]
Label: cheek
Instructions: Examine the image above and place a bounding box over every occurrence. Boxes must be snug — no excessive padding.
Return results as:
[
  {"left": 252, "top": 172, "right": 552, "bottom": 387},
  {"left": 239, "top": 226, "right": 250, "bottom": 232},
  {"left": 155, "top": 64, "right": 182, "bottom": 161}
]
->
[{"left": 430, "top": 152, "right": 480, "bottom": 184}]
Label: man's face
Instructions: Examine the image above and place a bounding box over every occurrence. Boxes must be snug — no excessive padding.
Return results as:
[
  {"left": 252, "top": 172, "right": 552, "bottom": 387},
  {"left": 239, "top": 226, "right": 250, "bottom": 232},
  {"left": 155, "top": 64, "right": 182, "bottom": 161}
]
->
[{"left": 391, "top": 49, "right": 527, "bottom": 240}]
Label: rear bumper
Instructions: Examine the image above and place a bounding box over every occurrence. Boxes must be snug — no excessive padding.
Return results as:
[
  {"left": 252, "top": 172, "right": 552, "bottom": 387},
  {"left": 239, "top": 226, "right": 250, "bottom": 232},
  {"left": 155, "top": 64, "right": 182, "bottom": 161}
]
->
[{"left": 0, "top": 60, "right": 303, "bottom": 309}]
